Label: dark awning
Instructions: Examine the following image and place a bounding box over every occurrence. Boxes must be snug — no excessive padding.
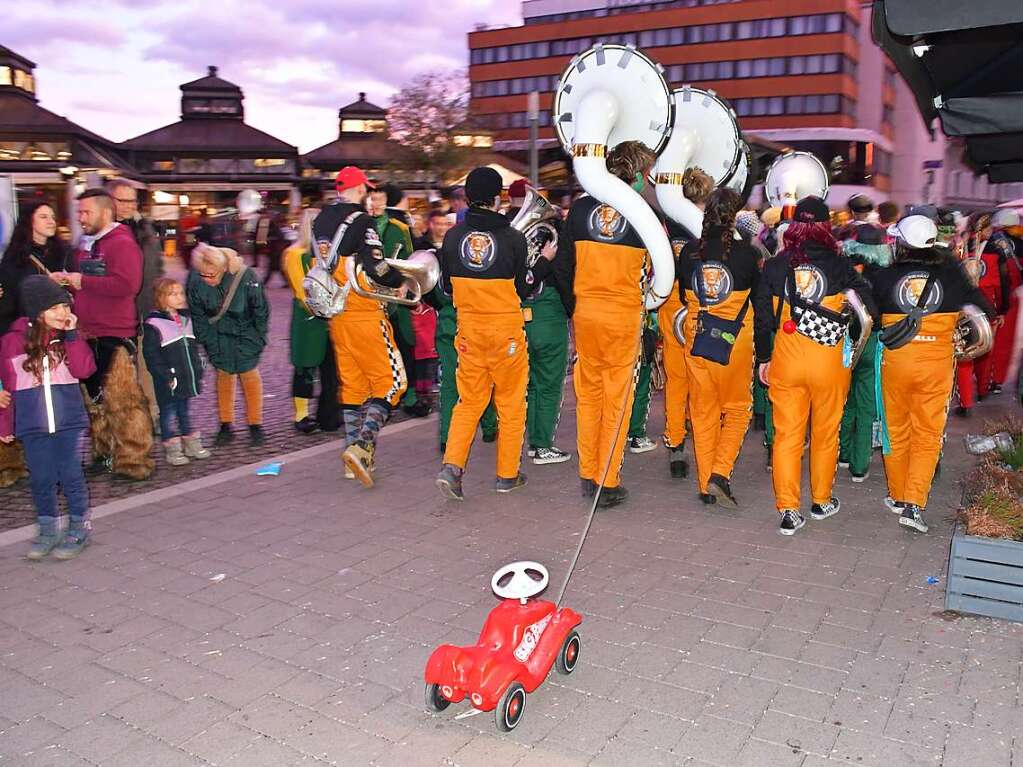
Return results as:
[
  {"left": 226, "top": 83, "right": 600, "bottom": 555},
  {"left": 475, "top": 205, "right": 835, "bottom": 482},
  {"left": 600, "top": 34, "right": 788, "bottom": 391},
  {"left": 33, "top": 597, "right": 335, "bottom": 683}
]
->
[{"left": 873, "top": 0, "right": 1023, "bottom": 182}]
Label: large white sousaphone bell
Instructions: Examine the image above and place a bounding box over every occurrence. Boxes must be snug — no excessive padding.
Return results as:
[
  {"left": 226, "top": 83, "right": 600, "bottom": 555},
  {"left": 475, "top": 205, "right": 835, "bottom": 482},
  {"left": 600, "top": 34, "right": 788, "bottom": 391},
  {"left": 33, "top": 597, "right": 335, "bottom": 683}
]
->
[
  {"left": 553, "top": 43, "right": 675, "bottom": 310},
  {"left": 764, "top": 151, "right": 830, "bottom": 219}
]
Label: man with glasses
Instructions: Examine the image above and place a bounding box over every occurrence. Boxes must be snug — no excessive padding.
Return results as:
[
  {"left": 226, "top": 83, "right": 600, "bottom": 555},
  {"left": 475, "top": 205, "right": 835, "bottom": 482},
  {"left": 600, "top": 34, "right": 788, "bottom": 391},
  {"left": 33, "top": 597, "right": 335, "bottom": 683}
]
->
[{"left": 108, "top": 179, "right": 165, "bottom": 431}]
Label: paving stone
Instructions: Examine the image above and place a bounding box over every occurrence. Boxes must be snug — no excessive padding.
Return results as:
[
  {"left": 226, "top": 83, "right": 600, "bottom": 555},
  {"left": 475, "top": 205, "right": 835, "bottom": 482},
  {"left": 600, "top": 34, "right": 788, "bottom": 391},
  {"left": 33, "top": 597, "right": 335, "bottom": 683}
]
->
[
  {"left": 0, "top": 715, "right": 65, "bottom": 757},
  {"left": 752, "top": 709, "right": 840, "bottom": 757},
  {"left": 674, "top": 714, "right": 752, "bottom": 765}
]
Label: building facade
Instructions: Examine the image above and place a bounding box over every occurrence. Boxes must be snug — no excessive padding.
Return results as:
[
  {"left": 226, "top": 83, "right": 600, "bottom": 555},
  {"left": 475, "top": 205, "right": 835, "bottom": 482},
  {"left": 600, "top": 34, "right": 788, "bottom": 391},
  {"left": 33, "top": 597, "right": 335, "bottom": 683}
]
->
[{"left": 467, "top": 0, "right": 1022, "bottom": 208}]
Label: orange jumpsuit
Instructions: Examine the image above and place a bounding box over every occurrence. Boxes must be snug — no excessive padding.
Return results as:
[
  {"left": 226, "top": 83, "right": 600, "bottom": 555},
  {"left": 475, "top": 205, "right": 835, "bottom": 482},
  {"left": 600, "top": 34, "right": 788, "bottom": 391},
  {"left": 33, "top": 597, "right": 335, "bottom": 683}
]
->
[
  {"left": 872, "top": 256, "right": 995, "bottom": 508},
  {"left": 753, "top": 245, "right": 873, "bottom": 512},
  {"left": 659, "top": 222, "right": 695, "bottom": 451},
  {"left": 678, "top": 236, "right": 761, "bottom": 494},
  {"left": 439, "top": 207, "right": 544, "bottom": 479},
  {"left": 557, "top": 196, "right": 648, "bottom": 489}
]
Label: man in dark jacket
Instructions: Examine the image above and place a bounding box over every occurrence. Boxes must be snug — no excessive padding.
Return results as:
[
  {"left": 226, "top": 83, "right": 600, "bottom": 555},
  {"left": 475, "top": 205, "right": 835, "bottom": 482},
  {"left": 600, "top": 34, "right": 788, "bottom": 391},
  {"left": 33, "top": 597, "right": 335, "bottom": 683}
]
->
[{"left": 108, "top": 179, "right": 165, "bottom": 429}]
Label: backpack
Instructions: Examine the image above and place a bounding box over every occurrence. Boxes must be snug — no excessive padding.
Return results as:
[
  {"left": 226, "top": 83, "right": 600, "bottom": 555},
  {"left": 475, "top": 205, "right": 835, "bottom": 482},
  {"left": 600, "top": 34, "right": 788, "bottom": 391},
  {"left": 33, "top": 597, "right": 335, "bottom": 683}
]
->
[{"left": 302, "top": 211, "right": 361, "bottom": 319}]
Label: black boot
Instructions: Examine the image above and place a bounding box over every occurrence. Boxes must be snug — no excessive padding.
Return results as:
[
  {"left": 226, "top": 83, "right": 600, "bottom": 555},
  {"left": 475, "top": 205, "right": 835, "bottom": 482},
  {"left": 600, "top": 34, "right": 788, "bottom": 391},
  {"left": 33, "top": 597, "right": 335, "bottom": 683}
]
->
[
  {"left": 215, "top": 423, "right": 234, "bottom": 446},
  {"left": 707, "top": 473, "right": 738, "bottom": 508},
  {"left": 596, "top": 485, "right": 628, "bottom": 509},
  {"left": 668, "top": 443, "right": 688, "bottom": 479}
]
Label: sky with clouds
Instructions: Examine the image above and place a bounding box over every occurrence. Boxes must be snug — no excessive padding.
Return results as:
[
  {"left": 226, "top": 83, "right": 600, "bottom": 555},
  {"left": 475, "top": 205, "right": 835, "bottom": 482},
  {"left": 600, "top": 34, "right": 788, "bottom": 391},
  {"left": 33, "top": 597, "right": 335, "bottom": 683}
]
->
[{"left": 3, "top": 0, "right": 522, "bottom": 152}]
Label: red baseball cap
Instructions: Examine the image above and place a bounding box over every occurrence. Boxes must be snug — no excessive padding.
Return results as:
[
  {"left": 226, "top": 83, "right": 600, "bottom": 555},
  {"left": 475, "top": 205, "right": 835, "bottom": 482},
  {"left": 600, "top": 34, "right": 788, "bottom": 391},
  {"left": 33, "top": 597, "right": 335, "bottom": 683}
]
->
[
  {"left": 509, "top": 178, "right": 528, "bottom": 199},
  {"left": 335, "top": 166, "right": 375, "bottom": 193}
]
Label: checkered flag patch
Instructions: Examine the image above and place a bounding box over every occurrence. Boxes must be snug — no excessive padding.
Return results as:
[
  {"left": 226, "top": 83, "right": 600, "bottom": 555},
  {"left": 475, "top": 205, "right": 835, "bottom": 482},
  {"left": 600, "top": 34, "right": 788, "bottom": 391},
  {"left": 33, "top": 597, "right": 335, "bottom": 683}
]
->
[{"left": 792, "top": 303, "right": 848, "bottom": 347}]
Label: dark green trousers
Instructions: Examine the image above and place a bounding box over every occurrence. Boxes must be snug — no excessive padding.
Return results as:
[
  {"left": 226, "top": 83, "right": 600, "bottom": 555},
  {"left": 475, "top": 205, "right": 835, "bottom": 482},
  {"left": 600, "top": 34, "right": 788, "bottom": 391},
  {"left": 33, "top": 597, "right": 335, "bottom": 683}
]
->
[
  {"left": 839, "top": 333, "right": 878, "bottom": 475},
  {"left": 628, "top": 360, "right": 653, "bottom": 438},
  {"left": 525, "top": 296, "right": 569, "bottom": 448}
]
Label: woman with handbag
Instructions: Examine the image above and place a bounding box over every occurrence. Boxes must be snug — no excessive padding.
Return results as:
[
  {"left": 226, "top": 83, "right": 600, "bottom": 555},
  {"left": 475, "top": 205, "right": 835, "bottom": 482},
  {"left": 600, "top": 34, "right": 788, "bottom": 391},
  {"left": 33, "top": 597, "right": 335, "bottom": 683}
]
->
[
  {"left": 753, "top": 197, "right": 875, "bottom": 536},
  {"left": 872, "top": 215, "right": 996, "bottom": 534},
  {"left": 677, "top": 188, "right": 762, "bottom": 507}
]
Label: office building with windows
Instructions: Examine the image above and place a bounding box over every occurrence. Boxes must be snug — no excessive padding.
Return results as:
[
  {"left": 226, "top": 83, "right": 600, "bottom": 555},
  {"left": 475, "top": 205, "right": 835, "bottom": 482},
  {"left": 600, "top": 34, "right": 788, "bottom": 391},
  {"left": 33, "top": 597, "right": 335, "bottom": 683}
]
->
[{"left": 468, "top": 0, "right": 1021, "bottom": 207}]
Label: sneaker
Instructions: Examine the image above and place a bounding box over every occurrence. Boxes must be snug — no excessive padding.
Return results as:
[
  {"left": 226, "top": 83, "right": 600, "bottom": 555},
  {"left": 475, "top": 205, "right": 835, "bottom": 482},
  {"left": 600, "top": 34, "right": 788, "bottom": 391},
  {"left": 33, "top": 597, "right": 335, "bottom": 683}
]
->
[
  {"left": 669, "top": 445, "right": 688, "bottom": 479},
  {"left": 436, "top": 464, "right": 464, "bottom": 501},
  {"left": 810, "top": 497, "right": 841, "bottom": 520},
  {"left": 628, "top": 436, "right": 657, "bottom": 454},
  {"left": 52, "top": 525, "right": 90, "bottom": 560},
  {"left": 778, "top": 510, "right": 806, "bottom": 536},
  {"left": 850, "top": 469, "right": 869, "bottom": 483},
  {"left": 402, "top": 401, "right": 432, "bottom": 418},
  {"left": 991, "top": 383, "right": 1003, "bottom": 395},
  {"left": 534, "top": 446, "right": 571, "bottom": 465},
  {"left": 698, "top": 492, "right": 717, "bottom": 505},
  {"left": 343, "top": 443, "right": 375, "bottom": 488},
  {"left": 294, "top": 417, "right": 319, "bottom": 434},
  {"left": 581, "top": 479, "right": 598, "bottom": 499},
  {"left": 899, "top": 505, "right": 929, "bottom": 533},
  {"left": 495, "top": 474, "right": 527, "bottom": 493},
  {"left": 84, "top": 456, "right": 112, "bottom": 476},
  {"left": 482, "top": 430, "right": 497, "bottom": 443},
  {"left": 248, "top": 425, "right": 266, "bottom": 446},
  {"left": 215, "top": 424, "right": 234, "bottom": 446},
  {"left": 954, "top": 406, "right": 972, "bottom": 418},
  {"left": 838, "top": 456, "right": 850, "bottom": 469},
  {"left": 596, "top": 485, "right": 628, "bottom": 509},
  {"left": 344, "top": 465, "right": 355, "bottom": 480},
  {"left": 765, "top": 445, "right": 773, "bottom": 473},
  {"left": 707, "top": 473, "right": 738, "bottom": 508},
  {"left": 527, "top": 445, "right": 536, "bottom": 458},
  {"left": 26, "top": 526, "right": 60, "bottom": 561},
  {"left": 884, "top": 496, "right": 906, "bottom": 514}
]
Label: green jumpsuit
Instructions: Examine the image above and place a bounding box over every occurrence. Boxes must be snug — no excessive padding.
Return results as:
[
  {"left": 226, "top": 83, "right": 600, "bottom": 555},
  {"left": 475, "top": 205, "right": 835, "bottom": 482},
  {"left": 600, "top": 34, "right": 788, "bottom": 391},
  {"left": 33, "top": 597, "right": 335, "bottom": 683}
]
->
[
  {"left": 376, "top": 215, "right": 417, "bottom": 410},
  {"left": 628, "top": 312, "right": 656, "bottom": 439}
]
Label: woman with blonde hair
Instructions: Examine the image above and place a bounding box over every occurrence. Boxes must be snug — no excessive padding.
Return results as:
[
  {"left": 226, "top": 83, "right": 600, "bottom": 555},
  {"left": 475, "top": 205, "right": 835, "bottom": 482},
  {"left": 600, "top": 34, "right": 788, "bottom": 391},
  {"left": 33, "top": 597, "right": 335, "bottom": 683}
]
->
[
  {"left": 187, "top": 243, "right": 269, "bottom": 446},
  {"left": 282, "top": 208, "right": 339, "bottom": 435}
]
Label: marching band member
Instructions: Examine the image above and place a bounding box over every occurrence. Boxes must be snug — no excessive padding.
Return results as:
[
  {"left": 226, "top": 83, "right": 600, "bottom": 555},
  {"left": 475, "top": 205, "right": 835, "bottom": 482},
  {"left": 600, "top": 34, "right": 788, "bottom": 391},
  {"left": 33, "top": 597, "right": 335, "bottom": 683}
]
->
[
  {"left": 435, "top": 167, "right": 554, "bottom": 500},
  {"left": 313, "top": 166, "right": 407, "bottom": 487},
  {"left": 555, "top": 141, "right": 658, "bottom": 508},
  {"left": 873, "top": 215, "right": 995, "bottom": 533},
  {"left": 988, "top": 210, "right": 1021, "bottom": 394},
  {"left": 516, "top": 197, "right": 573, "bottom": 466},
  {"left": 658, "top": 167, "right": 713, "bottom": 478},
  {"left": 754, "top": 197, "right": 875, "bottom": 536},
  {"left": 972, "top": 212, "right": 1011, "bottom": 399},
  {"left": 678, "top": 187, "right": 761, "bottom": 507}
]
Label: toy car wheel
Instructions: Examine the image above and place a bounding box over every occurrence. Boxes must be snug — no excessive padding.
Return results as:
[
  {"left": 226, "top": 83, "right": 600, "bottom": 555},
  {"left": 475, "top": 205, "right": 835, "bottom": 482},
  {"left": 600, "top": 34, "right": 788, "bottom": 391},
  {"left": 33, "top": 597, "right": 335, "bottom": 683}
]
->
[
  {"left": 495, "top": 682, "right": 526, "bottom": 732},
  {"left": 425, "top": 683, "right": 451, "bottom": 712},
  {"left": 556, "top": 631, "right": 581, "bottom": 675}
]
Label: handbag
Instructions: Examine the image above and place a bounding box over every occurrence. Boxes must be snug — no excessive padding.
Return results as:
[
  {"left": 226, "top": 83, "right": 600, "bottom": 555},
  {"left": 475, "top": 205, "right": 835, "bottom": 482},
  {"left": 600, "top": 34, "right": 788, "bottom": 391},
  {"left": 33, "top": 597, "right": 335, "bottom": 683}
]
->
[
  {"left": 787, "top": 268, "right": 849, "bottom": 347},
  {"left": 689, "top": 265, "right": 750, "bottom": 366},
  {"left": 879, "top": 271, "right": 938, "bottom": 350}
]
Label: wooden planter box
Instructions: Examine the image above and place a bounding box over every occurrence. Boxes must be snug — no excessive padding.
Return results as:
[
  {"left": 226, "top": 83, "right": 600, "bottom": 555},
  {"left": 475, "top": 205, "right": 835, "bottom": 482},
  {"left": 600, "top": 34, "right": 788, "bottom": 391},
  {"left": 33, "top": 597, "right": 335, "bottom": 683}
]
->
[{"left": 946, "top": 525, "right": 1023, "bottom": 623}]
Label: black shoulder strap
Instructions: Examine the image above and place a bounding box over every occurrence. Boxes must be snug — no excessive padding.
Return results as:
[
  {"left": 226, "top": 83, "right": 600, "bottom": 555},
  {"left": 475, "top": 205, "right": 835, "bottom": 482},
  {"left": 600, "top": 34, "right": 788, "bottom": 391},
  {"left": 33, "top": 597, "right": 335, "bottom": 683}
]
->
[{"left": 913, "top": 270, "right": 939, "bottom": 312}]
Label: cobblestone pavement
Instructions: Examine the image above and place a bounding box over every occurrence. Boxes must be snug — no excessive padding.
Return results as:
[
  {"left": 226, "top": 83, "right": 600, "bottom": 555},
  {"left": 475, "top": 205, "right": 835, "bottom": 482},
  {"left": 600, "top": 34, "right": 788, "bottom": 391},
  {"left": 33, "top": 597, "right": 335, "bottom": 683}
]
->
[
  {"left": 0, "top": 260, "right": 419, "bottom": 531},
  {"left": 0, "top": 380, "right": 1021, "bottom": 766}
]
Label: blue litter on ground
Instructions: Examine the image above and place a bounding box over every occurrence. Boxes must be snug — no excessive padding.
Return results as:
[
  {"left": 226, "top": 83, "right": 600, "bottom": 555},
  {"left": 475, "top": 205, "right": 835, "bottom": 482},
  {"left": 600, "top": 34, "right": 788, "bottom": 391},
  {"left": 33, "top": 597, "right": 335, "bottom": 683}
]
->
[
  {"left": 926, "top": 576, "right": 940, "bottom": 585},
  {"left": 256, "top": 463, "right": 282, "bottom": 476}
]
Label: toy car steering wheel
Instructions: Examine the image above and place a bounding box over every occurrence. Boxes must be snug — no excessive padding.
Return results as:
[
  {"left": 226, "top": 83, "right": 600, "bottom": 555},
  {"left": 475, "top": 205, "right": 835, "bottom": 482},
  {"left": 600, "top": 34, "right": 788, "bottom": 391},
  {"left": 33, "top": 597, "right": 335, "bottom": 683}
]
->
[{"left": 491, "top": 561, "right": 549, "bottom": 603}]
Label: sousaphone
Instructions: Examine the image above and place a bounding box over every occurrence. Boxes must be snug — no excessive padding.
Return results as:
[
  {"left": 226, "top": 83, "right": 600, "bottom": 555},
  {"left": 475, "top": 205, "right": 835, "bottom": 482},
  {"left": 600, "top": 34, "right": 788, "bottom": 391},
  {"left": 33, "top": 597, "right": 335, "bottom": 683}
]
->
[
  {"left": 764, "top": 151, "right": 830, "bottom": 220},
  {"left": 554, "top": 43, "right": 675, "bottom": 309}
]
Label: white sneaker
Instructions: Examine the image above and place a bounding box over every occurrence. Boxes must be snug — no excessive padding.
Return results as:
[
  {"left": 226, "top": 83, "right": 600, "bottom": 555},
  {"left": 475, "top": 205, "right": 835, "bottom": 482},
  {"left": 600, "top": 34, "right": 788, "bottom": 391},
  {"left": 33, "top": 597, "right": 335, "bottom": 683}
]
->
[
  {"left": 884, "top": 496, "right": 905, "bottom": 514},
  {"left": 778, "top": 510, "right": 806, "bottom": 536},
  {"left": 527, "top": 446, "right": 536, "bottom": 458},
  {"left": 899, "top": 505, "right": 929, "bottom": 533},
  {"left": 628, "top": 436, "right": 657, "bottom": 454},
  {"left": 533, "top": 446, "right": 571, "bottom": 465},
  {"left": 850, "top": 470, "right": 869, "bottom": 483}
]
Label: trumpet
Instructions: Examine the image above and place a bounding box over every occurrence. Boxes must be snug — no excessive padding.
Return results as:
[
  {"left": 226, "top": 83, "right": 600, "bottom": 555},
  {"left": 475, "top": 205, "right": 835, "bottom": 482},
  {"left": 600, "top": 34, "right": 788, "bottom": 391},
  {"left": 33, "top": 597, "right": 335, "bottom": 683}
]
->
[
  {"left": 509, "top": 186, "right": 559, "bottom": 267},
  {"left": 954, "top": 304, "right": 993, "bottom": 360},
  {"left": 346, "top": 248, "right": 440, "bottom": 307}
]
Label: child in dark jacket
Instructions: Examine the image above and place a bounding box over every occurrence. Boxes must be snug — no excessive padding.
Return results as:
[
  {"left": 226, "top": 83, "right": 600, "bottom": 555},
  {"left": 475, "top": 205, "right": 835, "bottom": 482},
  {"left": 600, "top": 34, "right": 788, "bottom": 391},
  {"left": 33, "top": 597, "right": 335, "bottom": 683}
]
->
[
  {"left": 0, "top": 276, "right": 97, "bottom": 560},
  {"left": 142, "top": 278, "right": 210, "bottom": 466}
]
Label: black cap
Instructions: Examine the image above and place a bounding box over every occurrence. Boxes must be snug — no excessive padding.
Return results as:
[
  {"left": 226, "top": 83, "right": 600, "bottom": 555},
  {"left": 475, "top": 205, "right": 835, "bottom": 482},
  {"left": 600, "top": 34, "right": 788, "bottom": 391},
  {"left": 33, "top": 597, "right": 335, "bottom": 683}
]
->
[
  {"left": 383, "top": 183, "right": 404, "bottom": 208},
  {"left": 794, "top": 196, "right": 830, "bottom": 223},
  {"left": 855, "top": 224, "right": 885, "bottom": 245},
  {"left": 908, "top": 204, "right": 939, "bottom": 222},
  {"left": 20, "top": 275, "right": 70, "bottom": 320},
  {"left": 465, "top": 167, "right": 503, "bottom": 205},
  {"left": 848, "top": 194, "right": 873, "bottom": 213}
]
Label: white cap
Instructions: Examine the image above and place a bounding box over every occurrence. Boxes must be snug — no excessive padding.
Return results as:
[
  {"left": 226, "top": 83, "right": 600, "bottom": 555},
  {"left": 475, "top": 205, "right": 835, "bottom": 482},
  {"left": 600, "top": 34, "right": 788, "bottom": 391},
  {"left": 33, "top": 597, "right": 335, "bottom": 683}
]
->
[
  {"left": 991, "top": 209, "right": 1021, "bottom": 228},
  {"left": 888, "top": 215, "right": 938, "bottom": 249}
]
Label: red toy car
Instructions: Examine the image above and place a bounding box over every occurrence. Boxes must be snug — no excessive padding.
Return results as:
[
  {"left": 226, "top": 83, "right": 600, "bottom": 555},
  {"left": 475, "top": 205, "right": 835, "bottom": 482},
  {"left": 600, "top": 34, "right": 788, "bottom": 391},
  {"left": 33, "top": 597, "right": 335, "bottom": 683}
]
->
[{"left": 424, "top": 561, "right": 583, "bottom": 731}]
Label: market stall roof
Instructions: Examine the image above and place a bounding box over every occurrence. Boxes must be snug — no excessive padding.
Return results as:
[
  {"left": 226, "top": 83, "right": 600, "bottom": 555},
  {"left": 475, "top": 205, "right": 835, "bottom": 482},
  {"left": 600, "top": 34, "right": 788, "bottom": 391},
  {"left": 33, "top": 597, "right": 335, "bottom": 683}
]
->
[{"left": 872, "top": 0, "right": 1023, "bottom": 182}]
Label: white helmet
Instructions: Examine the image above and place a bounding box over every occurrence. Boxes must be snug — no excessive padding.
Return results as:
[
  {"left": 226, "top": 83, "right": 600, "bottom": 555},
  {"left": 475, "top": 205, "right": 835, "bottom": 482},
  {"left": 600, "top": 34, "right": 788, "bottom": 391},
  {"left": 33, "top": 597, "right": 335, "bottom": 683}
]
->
[
  {"left": 991, "top": 209, "right": 1021, "bottom": 229},
  {"left": 888, "top": 215, "right": 937, "bottom": 249},
  {"left": 236, "top": 189, "right": 262, "bottom": 216}
]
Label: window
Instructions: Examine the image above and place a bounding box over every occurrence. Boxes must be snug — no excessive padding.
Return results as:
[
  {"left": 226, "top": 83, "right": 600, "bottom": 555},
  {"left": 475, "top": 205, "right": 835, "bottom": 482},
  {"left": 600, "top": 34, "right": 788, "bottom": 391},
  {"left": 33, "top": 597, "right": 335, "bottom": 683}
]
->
[
  {"left": 769, "top": 18, "right": 786, "bottom": 36},
  {"left": 737, "top": 60, "right": 752, "bottom": 78},
  {"left": 341, "top": 119, "right": 386, "bottom": 133},
  {"left": 151, "top": 160, "right": 175, "bottom": 171},
  {"left": 718, "top": 61, "right": 734, "bottom": 78},
  {"left": 805, "top": 55, "right": 823, "bottom": 74},
  {"left": 825, "top": 13, "right": 843, "bottom": 33},
  {"left": 769, "top": 96, "right": 785, "bottom": 115},
  {"left": 768, "top": 57, "right": 786, "bottom": 76},
  {"left": 752, "top": 58, "right": 769, "bottom": 77},
  {"left": 789, "top": 16, "right": 807, "bottom": 35},
  {"left": 820, "top": 94, "right": 840, "bottom": 113}
]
